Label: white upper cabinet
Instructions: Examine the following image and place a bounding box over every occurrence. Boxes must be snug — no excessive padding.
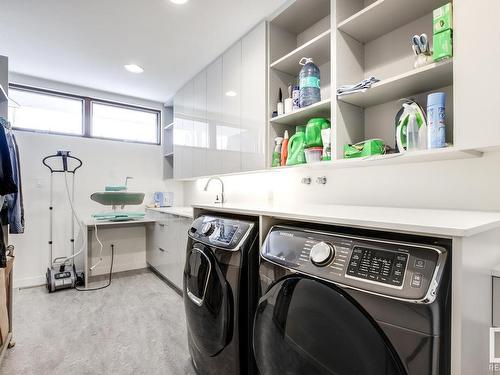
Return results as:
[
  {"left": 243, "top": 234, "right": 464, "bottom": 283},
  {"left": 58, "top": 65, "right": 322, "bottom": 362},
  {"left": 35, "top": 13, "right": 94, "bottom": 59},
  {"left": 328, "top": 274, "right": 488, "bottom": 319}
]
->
[
  {"left": 174, "top": 81, "right": 194, "bottom": 179},
  {"left": 172, "top": 21, "right": 267, "bottom": 179},
  {"left": 241, "top": 22, "right": 267, "bottom": 171},
  {"left": 222, "top": 40, "right": 243, "bottom": 174},
  {"left": 206, "top": 56, "right": 224, "bottom": 176},
  {"left": 193, "top": 70, "right": 208, "bottom": 177}
]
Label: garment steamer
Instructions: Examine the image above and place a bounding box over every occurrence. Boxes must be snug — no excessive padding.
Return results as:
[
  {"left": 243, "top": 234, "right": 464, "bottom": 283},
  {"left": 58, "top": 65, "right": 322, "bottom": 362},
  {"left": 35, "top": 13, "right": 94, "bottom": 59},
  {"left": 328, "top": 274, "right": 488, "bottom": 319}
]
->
[{"left": 43, "top": 151, "right": 83, "bottom": 293}]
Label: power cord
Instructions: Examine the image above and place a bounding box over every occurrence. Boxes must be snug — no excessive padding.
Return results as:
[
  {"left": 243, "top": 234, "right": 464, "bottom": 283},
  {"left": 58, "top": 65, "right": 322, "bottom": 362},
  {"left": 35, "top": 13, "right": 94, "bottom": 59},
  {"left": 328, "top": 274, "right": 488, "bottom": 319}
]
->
[
  {"left": 75, "top": 244, "right": 115, "bottom": 292},
  {"left": 90, "top": 222, "right": 104, "bottom": 271}
]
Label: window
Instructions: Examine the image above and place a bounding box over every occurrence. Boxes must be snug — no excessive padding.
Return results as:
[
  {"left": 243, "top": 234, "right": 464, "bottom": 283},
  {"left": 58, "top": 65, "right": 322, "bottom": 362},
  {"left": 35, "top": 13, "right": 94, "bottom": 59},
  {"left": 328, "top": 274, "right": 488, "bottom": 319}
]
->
[
  {"left": 91, "top": 102, "right": 159, "bottom": 144},
  {"left": 8, "top": 84, "right": 161, "bottom": 144},
  {"left": 8, "top": 88, "right": 83, "bottom": 135}
]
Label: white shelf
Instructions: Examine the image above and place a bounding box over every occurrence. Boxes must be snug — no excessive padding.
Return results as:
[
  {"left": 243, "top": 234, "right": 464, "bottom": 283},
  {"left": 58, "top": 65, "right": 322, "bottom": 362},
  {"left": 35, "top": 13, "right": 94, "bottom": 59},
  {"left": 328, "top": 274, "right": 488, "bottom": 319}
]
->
[
  {"left": 337, "top": 59, "right": 453, "bottom": 108},
  {"left": 272, "top": 147, "right": 483, "bottom": 171},
  {"left": 271, "top": 0, "right": 330, "bottom": 35},
  {"left": 270, "top": 30, "right": 331, "bottom": 75},
  {"left": 337, "top": 0, "right": 447, "bottom": 44},
  {"left": 164, "top": 122, "right": 174, "bottom": 130},
  {"left": 270, "top": 98, "right": 331, "bottom": 126}
]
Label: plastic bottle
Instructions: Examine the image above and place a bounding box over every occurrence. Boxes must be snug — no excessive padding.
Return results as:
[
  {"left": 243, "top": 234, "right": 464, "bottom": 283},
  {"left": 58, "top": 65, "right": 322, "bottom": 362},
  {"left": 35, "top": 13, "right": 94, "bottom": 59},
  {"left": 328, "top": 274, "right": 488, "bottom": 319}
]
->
[
  {"left": 427, "top": 92, "right": 446, "bottom": 149},
  {"left": 406, "top": 111, "right": 419, "bottom": 152},
  {"left": 299, "top": 57, "right": 321, "bottom": 108},
  {"left": 281, "top": 131, "right": 289, "bottom": 166},
  {"left": 272, "top": 137, "right": 283, "bottom": 167}
]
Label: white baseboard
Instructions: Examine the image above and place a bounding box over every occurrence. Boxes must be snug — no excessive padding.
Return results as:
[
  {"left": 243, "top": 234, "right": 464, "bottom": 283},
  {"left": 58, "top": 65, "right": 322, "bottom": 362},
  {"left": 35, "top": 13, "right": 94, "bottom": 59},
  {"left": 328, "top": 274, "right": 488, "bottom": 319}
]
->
[
  {"left": 14, "top": 275, "right": 46, "bottom": 289},
  {"left": 13, "top": 261, "right": 148, "bottom": 288}
]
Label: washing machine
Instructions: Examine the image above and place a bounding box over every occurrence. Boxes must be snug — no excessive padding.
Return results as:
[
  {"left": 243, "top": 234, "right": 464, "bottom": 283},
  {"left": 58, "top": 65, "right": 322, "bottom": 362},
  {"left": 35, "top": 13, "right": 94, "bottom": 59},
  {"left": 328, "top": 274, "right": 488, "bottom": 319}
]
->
[
  {"left": 254, "top": 225, "right": 451, "bottom": 375},
  {"left": 183, "top": 214, "right": 260, "bottom": 375}
]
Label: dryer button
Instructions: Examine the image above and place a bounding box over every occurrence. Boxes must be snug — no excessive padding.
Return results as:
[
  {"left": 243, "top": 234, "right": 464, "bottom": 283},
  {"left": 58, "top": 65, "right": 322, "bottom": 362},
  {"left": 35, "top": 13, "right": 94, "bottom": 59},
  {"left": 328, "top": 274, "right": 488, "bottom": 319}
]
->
[{"left": 411, "top": 273, "right": 423, "bottom": 288}]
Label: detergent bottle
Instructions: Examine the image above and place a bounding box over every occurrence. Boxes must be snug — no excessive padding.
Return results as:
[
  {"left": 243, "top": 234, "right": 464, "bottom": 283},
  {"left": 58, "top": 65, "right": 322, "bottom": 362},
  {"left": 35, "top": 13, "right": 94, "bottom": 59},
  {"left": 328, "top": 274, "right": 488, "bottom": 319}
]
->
[
  {"left": 286, "top": 126, "right": 306, "bottom": 166},
  {"left": 281, "top": 130, "right": 289, "bottom": 166}
]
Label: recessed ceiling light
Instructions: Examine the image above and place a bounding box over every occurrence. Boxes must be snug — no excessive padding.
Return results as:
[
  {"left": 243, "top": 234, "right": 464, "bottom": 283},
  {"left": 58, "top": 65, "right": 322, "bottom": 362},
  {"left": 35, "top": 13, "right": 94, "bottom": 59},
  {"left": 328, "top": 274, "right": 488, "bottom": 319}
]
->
[
  {"left": 170, "top": 0, "right": 189, "bottom": 4},
  {"left": 124, "top": 64, "right": 144, "bottom": 74},
  {"left": 225, "top": 91, "right": 237, "bottom": 97}
]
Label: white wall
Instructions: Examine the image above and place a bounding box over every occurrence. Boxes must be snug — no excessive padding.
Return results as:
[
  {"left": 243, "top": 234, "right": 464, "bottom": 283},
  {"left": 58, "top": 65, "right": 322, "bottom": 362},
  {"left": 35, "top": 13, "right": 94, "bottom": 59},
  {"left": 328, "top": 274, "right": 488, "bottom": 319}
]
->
[
  {"left": 8, "top": 74, "right": 184, "bottom": 287},
  {"left": 184, "top": 150, "right": 500, "bottom": 212}
]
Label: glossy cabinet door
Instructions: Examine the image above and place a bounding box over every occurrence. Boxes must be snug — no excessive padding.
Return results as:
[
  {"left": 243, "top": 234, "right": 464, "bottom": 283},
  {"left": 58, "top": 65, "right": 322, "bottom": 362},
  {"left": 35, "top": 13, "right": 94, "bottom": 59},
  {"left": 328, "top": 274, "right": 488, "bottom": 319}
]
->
[
  {"left": 172, "top": 22, "right": 267, "bottom": 178},
  {"left": 192, "top": 70, "right": 208, "bottom": 177},
  {"left": 206, "top": 57, "right": 224, "bottom": 176},
  {"left": 174, "top": 81, "right": 194, "bottom": 179},
  {"left": 241, "top": 22, "right": 266, "bottom": 172},
  {"left": 221, "top": 40, "right": 242, "bottom": 174},
  {"left": 173, "top": 85, "right": 183, "bottom": 179}
]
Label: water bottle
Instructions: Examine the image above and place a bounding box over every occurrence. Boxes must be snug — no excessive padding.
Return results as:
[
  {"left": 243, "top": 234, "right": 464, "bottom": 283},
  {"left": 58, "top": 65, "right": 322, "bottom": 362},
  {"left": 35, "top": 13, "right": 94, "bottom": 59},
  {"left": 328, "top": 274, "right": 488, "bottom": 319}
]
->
[
  {"left": 406, "top": 112, "right": 419, "bottom": 152},
  {"left": 299, "top": 57, "right": 321, "bottom": 108}
]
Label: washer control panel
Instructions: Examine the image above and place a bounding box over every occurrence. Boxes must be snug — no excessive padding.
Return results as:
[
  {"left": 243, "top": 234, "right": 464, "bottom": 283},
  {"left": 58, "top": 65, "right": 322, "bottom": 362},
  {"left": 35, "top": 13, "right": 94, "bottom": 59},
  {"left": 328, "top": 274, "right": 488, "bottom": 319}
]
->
[
  {"left": 189, "top": 215, "right": 253, "bottom": 250},
  {"left": 346, "top": 247, "right": 408, "bottom": 288},
  {"left": 261, "top": 226, "right": 446, "bottom": 303},
  {"left": 310, "top": 242, "right": 335, "bottom": 266}
]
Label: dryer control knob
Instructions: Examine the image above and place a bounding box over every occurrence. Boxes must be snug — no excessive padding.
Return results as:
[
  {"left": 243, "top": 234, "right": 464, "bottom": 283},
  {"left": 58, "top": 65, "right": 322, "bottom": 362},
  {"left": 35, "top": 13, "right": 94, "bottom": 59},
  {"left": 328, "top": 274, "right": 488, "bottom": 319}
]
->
[
  {"left": 310, "top": 242, "right": 335, "bottom": 266},
  {"left": 201, "top": 222, "right": 214, "bottom": 236}
]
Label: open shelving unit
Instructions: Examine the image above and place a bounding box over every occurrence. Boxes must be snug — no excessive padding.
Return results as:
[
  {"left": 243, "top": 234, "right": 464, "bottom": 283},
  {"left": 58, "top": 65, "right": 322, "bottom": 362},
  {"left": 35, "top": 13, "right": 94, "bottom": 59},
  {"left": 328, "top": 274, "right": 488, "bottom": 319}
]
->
[
  {"left": 265, "top": 0, "right": 457, "bottom": 172},
  {"left": 337, "top": 0, "right": 448, "bottom": 43},
  {"left": 333, "top": 0, "right": 455, "bottom": 161},
  {"left": 267, "top": 0, "right": 331, "bottom": 167},
  {"left": 270, "top": 29, "right": 331, "bottom": 75},
  {"left": 270, "top": 98, "right": 331, "bottom": 126},
  {"left": 338, "top": 59, "right": 453, "bottom": 108},
  {"left": 163, "top": 108, "right": 174, "bottom": 179}
]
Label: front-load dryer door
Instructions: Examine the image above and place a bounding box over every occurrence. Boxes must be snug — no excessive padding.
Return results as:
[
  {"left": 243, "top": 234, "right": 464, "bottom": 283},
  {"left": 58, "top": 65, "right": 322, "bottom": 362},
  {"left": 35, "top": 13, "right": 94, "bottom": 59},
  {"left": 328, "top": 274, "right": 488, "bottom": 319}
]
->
[
  {"left": 184, "top": 243, "right": 232, "bottom": 356},
  {"left": 253, "top": 276, "right": 407, "bottom": 375}
]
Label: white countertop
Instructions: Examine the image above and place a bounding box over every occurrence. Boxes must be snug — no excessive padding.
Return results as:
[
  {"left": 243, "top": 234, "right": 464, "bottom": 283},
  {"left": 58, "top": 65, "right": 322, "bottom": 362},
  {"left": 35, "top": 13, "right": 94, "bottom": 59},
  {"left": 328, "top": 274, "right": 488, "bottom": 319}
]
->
[
  {"left": 145, "top": 206, "right": 194, "bottom": 219},
  {"left": 193, "top": 202, "right": 500, "bottom": 237}
]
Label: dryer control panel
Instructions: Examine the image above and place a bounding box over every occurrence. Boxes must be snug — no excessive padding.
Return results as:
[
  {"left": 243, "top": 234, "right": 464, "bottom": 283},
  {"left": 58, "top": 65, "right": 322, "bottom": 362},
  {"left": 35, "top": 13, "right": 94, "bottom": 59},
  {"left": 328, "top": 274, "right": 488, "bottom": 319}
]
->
[
  {"left": 261, "top": 226, "right": 447, "bottom": 303},
  {"left": 189, "top": 215, "right": 253, "bottom": 250}
]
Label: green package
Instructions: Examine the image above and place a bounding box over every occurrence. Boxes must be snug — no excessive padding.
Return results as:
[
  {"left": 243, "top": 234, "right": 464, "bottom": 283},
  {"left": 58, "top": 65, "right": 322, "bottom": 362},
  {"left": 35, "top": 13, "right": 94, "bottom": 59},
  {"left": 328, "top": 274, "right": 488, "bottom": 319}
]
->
[
  {"left": 433, "top": 3, "right": 453, "bottom": 34},
  {"left": 433, "top": 29, "right": 453, "bottom": 61}
]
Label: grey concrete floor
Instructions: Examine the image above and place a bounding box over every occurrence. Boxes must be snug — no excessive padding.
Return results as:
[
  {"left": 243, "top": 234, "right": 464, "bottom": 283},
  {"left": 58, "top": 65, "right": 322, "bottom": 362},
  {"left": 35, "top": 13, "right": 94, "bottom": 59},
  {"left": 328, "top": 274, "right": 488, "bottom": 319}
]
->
[{"left": 0, "top": 271, "right": 196, "bottom": 375}]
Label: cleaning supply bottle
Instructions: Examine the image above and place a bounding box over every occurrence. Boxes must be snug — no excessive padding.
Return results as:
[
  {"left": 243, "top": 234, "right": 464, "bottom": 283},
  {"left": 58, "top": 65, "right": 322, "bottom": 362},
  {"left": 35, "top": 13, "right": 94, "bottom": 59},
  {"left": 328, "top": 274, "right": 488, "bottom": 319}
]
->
[
  {"left": 305, "top": 118, "right": 328, "bottom": 148},
  {"left": 286, "top": 126, "right": 306, "bottom": 166},
  {"left": 321, "top": 122, "right": 331, "bottom": 161},
  {"left": 427, "top": 92, "right": 446, "bottom": 149},
  {"left": 272, "top": 137, "right": 283, "bottom": 167},
  {"left": 281, "top": 130, "right": 289, "bottom": 166},
  {"left": 406, "top": 109, "right": 419, "bottom": 152},
  {"left": 299, "top": 57, "right": 321, "bottom": 108}
]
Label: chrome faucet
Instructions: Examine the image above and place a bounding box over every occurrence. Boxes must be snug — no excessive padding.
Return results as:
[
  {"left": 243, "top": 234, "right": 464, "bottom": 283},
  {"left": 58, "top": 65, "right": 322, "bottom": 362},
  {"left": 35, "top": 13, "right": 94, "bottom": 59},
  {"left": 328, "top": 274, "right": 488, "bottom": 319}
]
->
[
  {"left": 204, "top": 177, "right": 225, "bottom": 204},
  {"left": 125, "top": 176, "right": 133, "bottom": 190}
]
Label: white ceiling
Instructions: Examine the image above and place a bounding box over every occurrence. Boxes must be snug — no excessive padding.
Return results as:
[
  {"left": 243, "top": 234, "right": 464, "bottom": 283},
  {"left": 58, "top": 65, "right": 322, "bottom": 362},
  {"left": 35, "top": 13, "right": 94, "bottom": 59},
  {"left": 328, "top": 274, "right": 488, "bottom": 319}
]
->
[{"left": 0, "top": 0, "right": 287, "bottom": 103}]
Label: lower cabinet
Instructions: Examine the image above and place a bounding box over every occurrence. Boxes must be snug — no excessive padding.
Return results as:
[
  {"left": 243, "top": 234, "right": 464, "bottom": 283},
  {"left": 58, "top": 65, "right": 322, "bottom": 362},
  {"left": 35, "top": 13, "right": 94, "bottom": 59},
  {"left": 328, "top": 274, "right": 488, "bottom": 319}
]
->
[{"left": 146, "top": 212, "right": 192, "bottom": 291}]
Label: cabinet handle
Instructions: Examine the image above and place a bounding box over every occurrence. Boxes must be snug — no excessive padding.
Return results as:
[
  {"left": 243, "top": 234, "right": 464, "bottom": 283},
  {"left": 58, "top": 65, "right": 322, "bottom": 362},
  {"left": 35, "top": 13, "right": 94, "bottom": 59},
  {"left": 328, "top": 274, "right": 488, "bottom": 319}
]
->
[
  {"left": 158, "top": 247, "right": 166, "bottom": 252},
  {"left": 158, "top": 223, "right": 166, "bottom": 227}
]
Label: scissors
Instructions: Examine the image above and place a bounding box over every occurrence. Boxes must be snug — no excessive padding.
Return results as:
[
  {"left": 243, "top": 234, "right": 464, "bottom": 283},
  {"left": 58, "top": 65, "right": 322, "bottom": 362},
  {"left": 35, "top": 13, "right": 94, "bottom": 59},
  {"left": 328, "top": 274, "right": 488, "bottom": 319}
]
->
[{"left": 411, "top": 33, "right": 429, "bottom": 54}]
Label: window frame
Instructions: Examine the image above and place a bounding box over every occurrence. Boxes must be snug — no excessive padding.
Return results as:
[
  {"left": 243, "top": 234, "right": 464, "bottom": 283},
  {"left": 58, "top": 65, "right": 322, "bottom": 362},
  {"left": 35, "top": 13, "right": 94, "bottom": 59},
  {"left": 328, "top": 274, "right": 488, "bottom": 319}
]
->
[{"left": 8, "top": 83, "right": 161, "bottom": 145}]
